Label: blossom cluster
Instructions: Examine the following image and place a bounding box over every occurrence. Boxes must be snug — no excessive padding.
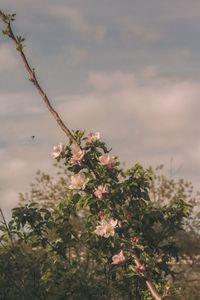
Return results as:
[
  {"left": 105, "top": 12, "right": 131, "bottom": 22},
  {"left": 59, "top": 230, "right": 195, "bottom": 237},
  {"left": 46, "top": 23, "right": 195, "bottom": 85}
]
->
[
  {"left": 94, "top": 185, "right": 108, "bottom": 199},
  {"left": 52, "top": 131, "right": 145, "bottom": 271},
  {"left": 94, "top": 219, "right": 118, "bottom": 238},
  {"left": 70, "top": 145, "right": 85, "bottom": 165},
  {"left": 68, "top": 172, "right": 88, "bottom": 190}
]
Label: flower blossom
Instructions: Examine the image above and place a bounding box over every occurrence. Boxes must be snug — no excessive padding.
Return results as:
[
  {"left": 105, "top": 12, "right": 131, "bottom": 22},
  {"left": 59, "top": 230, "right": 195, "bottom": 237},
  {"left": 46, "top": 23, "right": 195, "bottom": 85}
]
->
[
  {"left": 135, "top": 264, "right": 145, "bottom": 272},
  {"left": 52, "top": 143, "right": 65, "bottom": 159},
  {"left": 87, "top": 132, "right": 100, "bottom": 143},
  {"left": 69, "top": 172, "right": 88, "bottom": 190},
  {"left": 94, "top": 185, "right": 108, "bottom": 199},
  {"left": 94, "top": 219, "right": 118, "bottom": 238},
  {"left": 112, "top": 250, "right": 126, "bottom": 265},
  {"left": 70, "top": 145, "right": 85, "bottom": 165},
  {"left": 129, "top": 264, "right": 145, "bottom": 273},
  {"left": 98, "top": 155, "right": 116, "bottom": 170}
]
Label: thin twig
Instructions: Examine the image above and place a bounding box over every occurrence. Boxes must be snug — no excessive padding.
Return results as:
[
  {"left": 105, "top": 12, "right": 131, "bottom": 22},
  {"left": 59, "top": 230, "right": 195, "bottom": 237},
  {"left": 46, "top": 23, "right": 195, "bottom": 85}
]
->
[
  {"left": 0, "top": 10, "right": 77, "bottom": 147},
  {"left": 133, "top": 254, "right": 162, "bottom": 300}
]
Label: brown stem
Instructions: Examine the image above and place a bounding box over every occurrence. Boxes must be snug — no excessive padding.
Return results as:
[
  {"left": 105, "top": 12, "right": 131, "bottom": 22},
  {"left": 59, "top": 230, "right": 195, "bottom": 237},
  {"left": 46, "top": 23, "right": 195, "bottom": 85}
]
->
[
  {"left": 0, "top": 10, "right": 163, "bottom": 300},
  {"left": 133, "top": 255, "right": 162, "bottom": 300},
  {"left": 0, "top": 10, "right": 78, "bottom": 147}
]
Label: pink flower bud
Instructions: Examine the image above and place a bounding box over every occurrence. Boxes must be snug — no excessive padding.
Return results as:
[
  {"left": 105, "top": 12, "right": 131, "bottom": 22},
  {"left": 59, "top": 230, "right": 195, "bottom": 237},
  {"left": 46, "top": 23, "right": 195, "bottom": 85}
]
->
[
  {"left": 135, "top": 265, "right": 145, "bottom": 272},
  {"left": 87, "top": 132, "right": 100, "bottom": 143},
  {"left": 99, "top": 210, "right": 105, "bottom": 220},
  {"left": 112, "top": 250, "right": 126, "bottom": 265}
]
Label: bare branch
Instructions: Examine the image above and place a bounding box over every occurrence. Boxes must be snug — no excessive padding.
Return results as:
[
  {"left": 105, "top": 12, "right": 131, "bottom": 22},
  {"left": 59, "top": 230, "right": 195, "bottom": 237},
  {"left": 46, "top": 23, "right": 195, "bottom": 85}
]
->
[{"left": 0, "top": 10, "right": 78, "bottom": 147}]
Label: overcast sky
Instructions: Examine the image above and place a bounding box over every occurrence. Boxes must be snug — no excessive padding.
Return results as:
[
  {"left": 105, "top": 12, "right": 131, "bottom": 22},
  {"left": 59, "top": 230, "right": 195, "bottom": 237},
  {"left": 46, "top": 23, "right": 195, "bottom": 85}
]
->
[{"left": 1, "top": 0, "right": 200, "bottom": 217}]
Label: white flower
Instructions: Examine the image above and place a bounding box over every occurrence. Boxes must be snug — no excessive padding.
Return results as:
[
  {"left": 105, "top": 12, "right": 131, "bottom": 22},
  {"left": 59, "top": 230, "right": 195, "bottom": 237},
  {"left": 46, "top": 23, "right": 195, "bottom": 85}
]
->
[
  {"left": 98, "top": 155, "right": 116, "bottom": 170},
  {"left": 87, "top": 132, "right": 100, "bottom": 143},
  {"left": 52, "top": 143, "right": 65, "bottom": 159},
  {"left": 112, "top": 250, "right": 126, "bottom": 265},
  {"left": 94, "top": 185, "right": 108, "bottom": 199},
  {"left": 69, "top": 172, "right": 88, "bottom": 190},
  {"left": 95, "top": 219, "right": 118, "bottom": 238},
  {"left": 70, "top": 144, "right": 85, "bottom": 165}
]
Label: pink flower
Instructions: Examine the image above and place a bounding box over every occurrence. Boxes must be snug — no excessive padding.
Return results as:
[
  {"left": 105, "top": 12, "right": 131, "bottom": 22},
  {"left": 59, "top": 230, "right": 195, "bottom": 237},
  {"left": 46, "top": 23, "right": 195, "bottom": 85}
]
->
[
  {"left": 98, "top": 155, "right": 116, "bottom": 170},
  {"left": 87, "top": 132, "right": 100, "bottom": 143},
  {"left": 52, "top": 143, "right": 65, "bottom": 159},
  {"left": 69, "top": 172, "right": 88, "bottom": 190},
  {"left": 112, "top": 250, "right": 126, "bottom": 265},
  {"left": 70, "top": 145, "right": 85, "bottom": 165},
  {"left": 99, "top": 210, "right": 105, "bottom": 220},
  {"left": 94, "top": 185, "right": 108, "bottom": 199},
  {"left": 135, "top": 265, "right": 145, "bottom": 272},
  {"left": 94, "top": 219, "right": 118, "bottom": 238}
]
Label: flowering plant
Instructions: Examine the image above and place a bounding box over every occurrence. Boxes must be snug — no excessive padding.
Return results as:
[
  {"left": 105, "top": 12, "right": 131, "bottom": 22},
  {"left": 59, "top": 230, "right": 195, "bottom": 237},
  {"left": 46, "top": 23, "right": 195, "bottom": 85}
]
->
[
  {"left": 0, "top": 11, "right": 191, "bottom": 299},
  {"left": 0, "top": 129, "right": 188, "bottom": 299},
  {"left": 28, "top": 129, "right": 188, "bottom": 299}
]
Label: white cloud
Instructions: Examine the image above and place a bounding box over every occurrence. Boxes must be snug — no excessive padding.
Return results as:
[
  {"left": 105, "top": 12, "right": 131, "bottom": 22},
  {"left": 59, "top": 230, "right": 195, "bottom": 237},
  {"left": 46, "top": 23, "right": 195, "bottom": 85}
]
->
[
  {"left": 1, "top": 0, "right": 200, "bottom": 216},
  {"left": 159, "top": 0, "right": 200, "bottom": 20},
  {"left": 0, "top": 91, "right": 66, "bottom": 210},
  {"left": 116, "top": 15, "right": 161, "bottom": 42},
  {"left": 128, "top": 24, "right": 161, "bottom": 42},
  {"left": 0, "top": 155, "right": 53, "bottom": 209},
  {"left": 48, "top": 4, "right": 105, "bottom": 41},
  {"left": 64, "top": 47, "right": 88, "bottom": 65},
  {"left": 1, "top": 72, "right": 200, "bottom": 211},
  {"left": 56, "top": 71, "right": 200, "bottom": 187},
  {"left": 0, "top": 92, "right": 44, "bottom": 116},
  {"left": 0, "top": 44, "right": 19, "bottom": 72}
]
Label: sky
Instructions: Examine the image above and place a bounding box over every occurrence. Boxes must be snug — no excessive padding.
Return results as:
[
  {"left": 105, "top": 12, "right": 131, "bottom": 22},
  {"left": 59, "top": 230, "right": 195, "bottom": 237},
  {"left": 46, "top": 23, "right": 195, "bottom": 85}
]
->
[{"left": 0, "top": 0, "right": 200, "bottom": 217}]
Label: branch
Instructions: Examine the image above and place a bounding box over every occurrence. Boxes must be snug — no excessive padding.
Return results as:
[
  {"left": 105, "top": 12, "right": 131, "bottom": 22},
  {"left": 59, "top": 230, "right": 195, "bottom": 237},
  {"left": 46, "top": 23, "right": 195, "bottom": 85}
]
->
[
  {"left": 133, "top": 254, "right": 162, "bottom": 300},
  {"left": 0, "top": 10, "right": 78, "bottom": 147},
  {"left": 0, "top": 10, "right": 163, "bottom": 300}
]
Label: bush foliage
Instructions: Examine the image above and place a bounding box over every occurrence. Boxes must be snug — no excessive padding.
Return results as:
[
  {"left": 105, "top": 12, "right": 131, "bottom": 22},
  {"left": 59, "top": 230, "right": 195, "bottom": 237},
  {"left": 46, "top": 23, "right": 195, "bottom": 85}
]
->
[{"left": 0, "top": 131, "right": 191, "bottom": 299}]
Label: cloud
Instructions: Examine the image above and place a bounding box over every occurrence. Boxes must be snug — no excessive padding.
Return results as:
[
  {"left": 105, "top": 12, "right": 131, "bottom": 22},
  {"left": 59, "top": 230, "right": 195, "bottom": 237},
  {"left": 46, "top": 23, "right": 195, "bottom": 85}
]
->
[
  {"left": 64, "top": 47, "right": 88, "bottom": 65},
  {"left": 1, "top": 71, "right": 200, "bottom": 212},
  {"left": 56, "top": 71, "right": 200, "bottom": 187},
  {"left": 159, "top": 0, "right": 200, "bottom": 20},
  {"left": 0, "top": 90, "right": 66, "bottom": 210},
  {"left": 0, "top": 92, "right": 44, "bottom": 116},
  {"left": 48, "top": 4, "right": 105, "bottom": 41},
  {"left": 0, "top": 44, "right": 19, "bottom": 72},
  {"left": 125, "top": 23, "right": 161, "bottom": 42},
  {"left": 0, "top": 150, "right": 55, "bottom": 209},
  {"left": 1, "top": 0, "right": 200, "bottom": 214}
]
